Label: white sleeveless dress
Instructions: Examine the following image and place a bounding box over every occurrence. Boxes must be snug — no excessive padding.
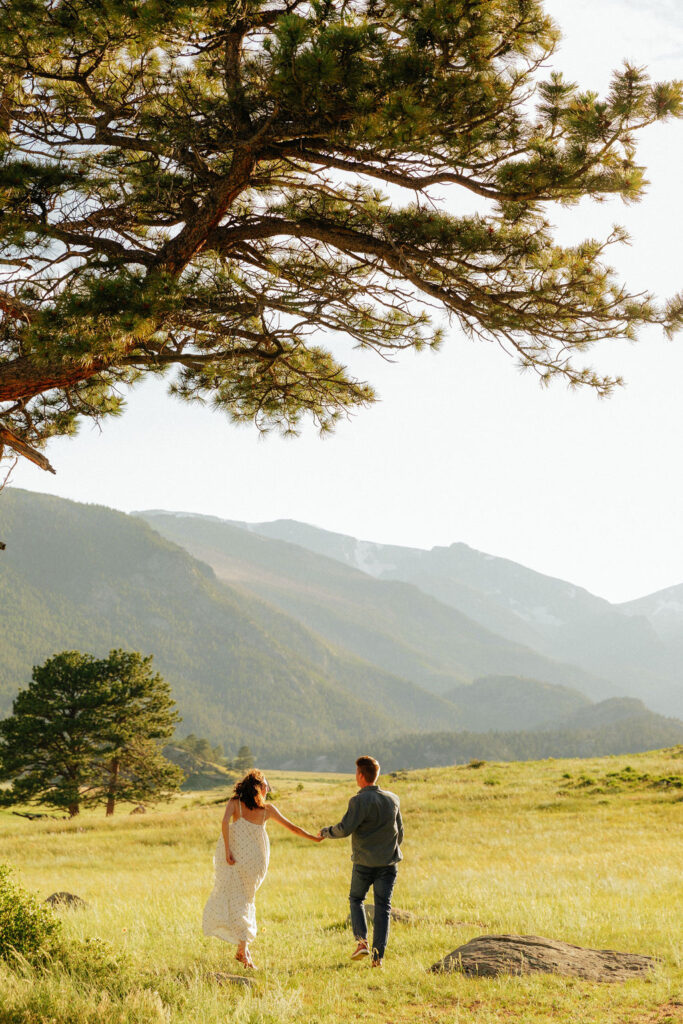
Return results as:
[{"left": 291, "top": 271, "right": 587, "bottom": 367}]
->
[{"left": 202, "top": 801, "right": 270, "bottom": 944}]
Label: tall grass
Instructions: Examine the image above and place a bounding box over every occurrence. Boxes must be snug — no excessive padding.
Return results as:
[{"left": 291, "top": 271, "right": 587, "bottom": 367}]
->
[{"left": 1, "top": 750, "right": 682, "bottom": 1023}]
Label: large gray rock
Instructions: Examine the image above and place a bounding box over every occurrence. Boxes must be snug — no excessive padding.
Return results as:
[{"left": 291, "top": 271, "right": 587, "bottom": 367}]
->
[{"left": 431, "top": 934, "right": 657, "bottom": 982}]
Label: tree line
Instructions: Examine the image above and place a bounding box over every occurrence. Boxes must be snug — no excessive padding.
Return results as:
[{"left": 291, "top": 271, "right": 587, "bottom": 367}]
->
[
  {"left": 173, "top": 734, "right": 255, "bottom": 774},
  {"left": 272, "top": 718, "right": 683, "bottom": 773}
]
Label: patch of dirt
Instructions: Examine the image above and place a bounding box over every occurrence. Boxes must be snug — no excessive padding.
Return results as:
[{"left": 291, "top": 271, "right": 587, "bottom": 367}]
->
[{"left": 629, "top": 1002, "right": 683, "bottom": 1024}]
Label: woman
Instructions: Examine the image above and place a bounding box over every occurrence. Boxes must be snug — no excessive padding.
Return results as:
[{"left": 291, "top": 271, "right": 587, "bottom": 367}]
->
[{"left": 202, "top": 768, "right": 322, "bottom": 968}]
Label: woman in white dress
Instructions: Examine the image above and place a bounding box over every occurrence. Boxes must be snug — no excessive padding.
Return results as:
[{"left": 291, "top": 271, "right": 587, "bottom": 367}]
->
[{"left": 202, "top": 769, "right": 322, "bottom": 968}]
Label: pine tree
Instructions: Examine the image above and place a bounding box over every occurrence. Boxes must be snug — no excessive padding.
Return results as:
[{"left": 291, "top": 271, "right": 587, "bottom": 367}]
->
[
  {"left": 0, "top": 649, "right": 183, "bottom": 816},
  {"left": 92, "top": 650, "right": 183, "bottom": 816},
  {"left": 234, "top": 745, "right": 255, "bottom": 774},
  {"left": 0, "top": 651, "right": 104, "bottom": 816},
  {"left": 1, "top": 0, "right": 682, "bottom": 475}
]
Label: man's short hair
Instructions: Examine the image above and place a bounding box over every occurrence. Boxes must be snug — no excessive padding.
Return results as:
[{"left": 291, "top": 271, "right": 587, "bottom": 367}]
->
[{"left": 356, "top": 755, "right": 380, "bottom": 784}]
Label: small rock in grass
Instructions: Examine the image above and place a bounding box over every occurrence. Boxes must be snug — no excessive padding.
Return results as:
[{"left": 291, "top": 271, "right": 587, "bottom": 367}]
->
[
  {"left": 443, "top": 918, "right": 487, "bottom": 928},
  {"left": 45, "top": 891, "right": 88, "bottom": 910},
  {"left": 430, "top": 934, "right": 657, "bottom": 982},
  {"left": 208, "top": 971, "right": 254, "bottom": 986},
  {"left": 346, "top": 904, "right": 418, "bottom": 926},
  {"left": 130, "top": 804, "right": 147, "bottom": 815}
]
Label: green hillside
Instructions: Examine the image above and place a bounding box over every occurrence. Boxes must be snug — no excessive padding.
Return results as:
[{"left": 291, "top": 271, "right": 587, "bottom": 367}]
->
[
  {"left": 138, "top": 511, "right": 617, "bottom": 701},
  {"left": 0, "top": 489, "right": 461, "bottom": 756},
  {"left": 3, "top": 491, "right": 681, "bottom": 771},
  {"left": 444, "top": 675, "right": 591, "bottom": 732}
]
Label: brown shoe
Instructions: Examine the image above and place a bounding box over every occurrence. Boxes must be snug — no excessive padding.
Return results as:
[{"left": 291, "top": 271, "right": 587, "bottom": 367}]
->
[{"left": 350, "top": 940, "right": 370, "bottom": 960}]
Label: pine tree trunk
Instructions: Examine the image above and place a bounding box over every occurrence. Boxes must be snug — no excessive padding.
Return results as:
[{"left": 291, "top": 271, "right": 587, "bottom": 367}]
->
[
  {"left": 68, "top": 802, "right": 80, "bottom": 817},
  {"left": 106, "top": 756, "right": 120, "bottom": 817}
]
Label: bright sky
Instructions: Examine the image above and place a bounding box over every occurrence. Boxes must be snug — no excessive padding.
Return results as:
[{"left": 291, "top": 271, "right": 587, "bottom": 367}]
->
[{"left": 10, "top": 0, "right": 683, "bottom": 605}]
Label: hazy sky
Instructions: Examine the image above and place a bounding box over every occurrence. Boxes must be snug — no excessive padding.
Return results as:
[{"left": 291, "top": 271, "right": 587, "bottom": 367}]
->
[{"left": 9, "top": 0, "right": 683, "bottom": 604}]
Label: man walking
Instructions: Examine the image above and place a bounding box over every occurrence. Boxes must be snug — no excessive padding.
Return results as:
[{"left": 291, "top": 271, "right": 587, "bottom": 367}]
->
[{"left": 319, "top": 755, "right": 403, "bottom": 967}]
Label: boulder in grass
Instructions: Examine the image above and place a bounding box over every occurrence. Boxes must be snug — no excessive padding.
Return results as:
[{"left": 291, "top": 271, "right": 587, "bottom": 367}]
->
[
  {"left": 346, "top": 904, "right": 418, "bottom": 926},
  {"left": 430, "top": 934, "right": 657, "bottom": 982},
  {"left": 130, "top": 804, "right": 147, "bottom": 815},
  {"left": 45, "top": 891, "right": 88, "bottom": 910}
]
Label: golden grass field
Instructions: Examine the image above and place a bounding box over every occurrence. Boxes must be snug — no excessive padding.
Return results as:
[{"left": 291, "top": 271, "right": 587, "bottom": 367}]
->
[{"left": 1, "top": 748, "right": 682, "bottom": 1024}]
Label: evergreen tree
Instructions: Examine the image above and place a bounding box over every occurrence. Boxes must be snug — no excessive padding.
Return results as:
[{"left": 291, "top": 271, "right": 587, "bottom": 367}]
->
[
  {"left": 0, "top": 649, "right": 183, "bottom": 816},
  {"left": 92, "top": 649, "right": 183, "bottom": 815},
  {"left": 194, "top": 737, "right": 215, "bottom": 761},
  {"left": 234, "top": 745, "right": 255, "bottom": 774},
  {"left": 1, "top": 0, "right": 681, "bottom": 474},
  {"left": 0, "top": 651, "right": 104, "bottom": 816},
  {"left": 181, "top": 734, "right": 199, "bottom": 754}
]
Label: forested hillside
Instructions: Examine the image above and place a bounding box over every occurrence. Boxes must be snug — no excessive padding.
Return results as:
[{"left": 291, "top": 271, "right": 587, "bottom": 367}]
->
[
  {"left": 0, "top": 490, "right": 461, "bottom": 757},
  {"left": 139, "top": 511, "right": 616, "bottom": 701},
  {"left": 226, "top": 517, "right": 683, "bottom": 716},
  {"left": 276, "top": 701, "right": 683, "bottom": 772},
  {"left": 2, "top": 490, "right": 682, "bottom": 769}
]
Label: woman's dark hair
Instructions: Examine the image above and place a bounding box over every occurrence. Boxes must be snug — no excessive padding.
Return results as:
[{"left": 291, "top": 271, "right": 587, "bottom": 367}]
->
[{"left": 233, "top": 769, "right": 267, "bottom": 809}]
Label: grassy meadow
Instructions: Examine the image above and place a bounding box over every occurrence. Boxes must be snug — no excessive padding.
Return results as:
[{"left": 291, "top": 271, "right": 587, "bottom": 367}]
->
[{"left": 1, "top": 748, "right": 682, "bottom": 1024}]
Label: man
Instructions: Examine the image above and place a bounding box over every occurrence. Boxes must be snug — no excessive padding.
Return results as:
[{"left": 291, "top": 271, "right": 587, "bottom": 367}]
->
[{"left": 319, "top": 755, "right": 403, "bottom": 967}]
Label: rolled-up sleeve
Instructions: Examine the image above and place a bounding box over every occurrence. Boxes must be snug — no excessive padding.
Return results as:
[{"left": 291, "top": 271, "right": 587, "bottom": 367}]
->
[{"left": 321, "top": 794, "right": 363, "bottom": 839}]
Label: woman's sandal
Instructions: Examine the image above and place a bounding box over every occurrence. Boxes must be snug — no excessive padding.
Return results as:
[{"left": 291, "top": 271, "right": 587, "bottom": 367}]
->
[{"left": 235, "top": 950, "right": 257, "bottom": 970}]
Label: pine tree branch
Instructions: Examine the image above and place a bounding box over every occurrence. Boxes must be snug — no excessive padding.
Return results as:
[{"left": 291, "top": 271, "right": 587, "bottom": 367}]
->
[{"left": 0, "top": 426, "right": 55, "bottom": 473}]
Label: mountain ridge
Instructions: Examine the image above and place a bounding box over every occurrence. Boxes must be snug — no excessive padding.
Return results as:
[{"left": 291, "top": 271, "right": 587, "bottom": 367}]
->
[
  {"left": 2, "top": 489, "right": 681, "bottom": 770},
  {"left": 138, "top": 510, "right": 620, "bottom": 703},
  {"left": 184, "top": 513, "right": 681, "bottom": 717},
  {"left": 0, "top": 489, "right": 462, "bottom": 756}
]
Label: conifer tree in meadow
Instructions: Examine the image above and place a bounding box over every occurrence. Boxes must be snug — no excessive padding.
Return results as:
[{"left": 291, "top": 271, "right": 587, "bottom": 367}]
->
[
  {"left": 0, "top": 649, "right": 183, "bottom": 816},
  {"left": 0, "top": 0, "right": 682, "bottom": 475},
  {"left": 91, "top": 649, "right": 183, "bottom": 816}
]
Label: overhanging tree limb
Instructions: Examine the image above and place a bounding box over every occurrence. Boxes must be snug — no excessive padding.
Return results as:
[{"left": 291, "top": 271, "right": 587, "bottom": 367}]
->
[
  {"left": 0, "top": 0, "right": 681, "bottom": 480},
  {"left": 0, "top": 425, "right": 55, "bottom": 472}
]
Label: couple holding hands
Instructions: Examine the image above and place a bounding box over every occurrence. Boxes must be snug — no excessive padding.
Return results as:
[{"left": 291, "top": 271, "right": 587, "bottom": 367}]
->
[{"left": 202, "top": 755, "right": 404, "bottom": 969}]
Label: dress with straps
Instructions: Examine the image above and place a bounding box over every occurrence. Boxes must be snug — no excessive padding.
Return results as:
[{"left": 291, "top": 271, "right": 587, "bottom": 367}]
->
[{"left": 202, "top": 800, "right": 270, "bottom": 944}]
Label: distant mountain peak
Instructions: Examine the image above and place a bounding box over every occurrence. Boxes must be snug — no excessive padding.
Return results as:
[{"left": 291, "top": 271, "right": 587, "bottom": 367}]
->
[{"left": 132, "top": 506, "right": 682, "bottom": 720}]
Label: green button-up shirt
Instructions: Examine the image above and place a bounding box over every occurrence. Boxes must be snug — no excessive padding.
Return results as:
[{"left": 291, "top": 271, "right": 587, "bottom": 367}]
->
[{"left": 321, "top": 785, "right": 403, "bottom": 866}]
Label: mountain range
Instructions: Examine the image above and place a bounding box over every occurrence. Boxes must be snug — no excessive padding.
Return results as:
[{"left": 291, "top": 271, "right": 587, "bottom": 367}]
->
[
  {"left": 140, "top": 510, "right": 683, "bottom": 717},
  {"left": 0, "top": 488, "right": 681, "bottom": 768}
]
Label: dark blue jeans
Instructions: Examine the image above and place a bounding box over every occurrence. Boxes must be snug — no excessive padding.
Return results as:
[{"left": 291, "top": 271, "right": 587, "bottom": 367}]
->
[{"left": 349, "top": 863, "right": 398, "bottom": 961}]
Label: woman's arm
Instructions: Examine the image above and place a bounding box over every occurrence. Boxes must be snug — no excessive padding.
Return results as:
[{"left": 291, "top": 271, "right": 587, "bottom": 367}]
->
[
  {"left": 222, "top": 798, "right": 237, "bottom": 864},
  {"left": 266, "top": 804, "right": 323, "bottom": 841}
]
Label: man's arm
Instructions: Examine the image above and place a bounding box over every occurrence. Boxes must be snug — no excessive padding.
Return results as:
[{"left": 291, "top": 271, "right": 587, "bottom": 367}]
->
[
  {"left": 396, "top": 807, "right": 404, "bottom": 847},
  {"left": 320, "top": 794, "right": 364, "bottom": 839}
]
